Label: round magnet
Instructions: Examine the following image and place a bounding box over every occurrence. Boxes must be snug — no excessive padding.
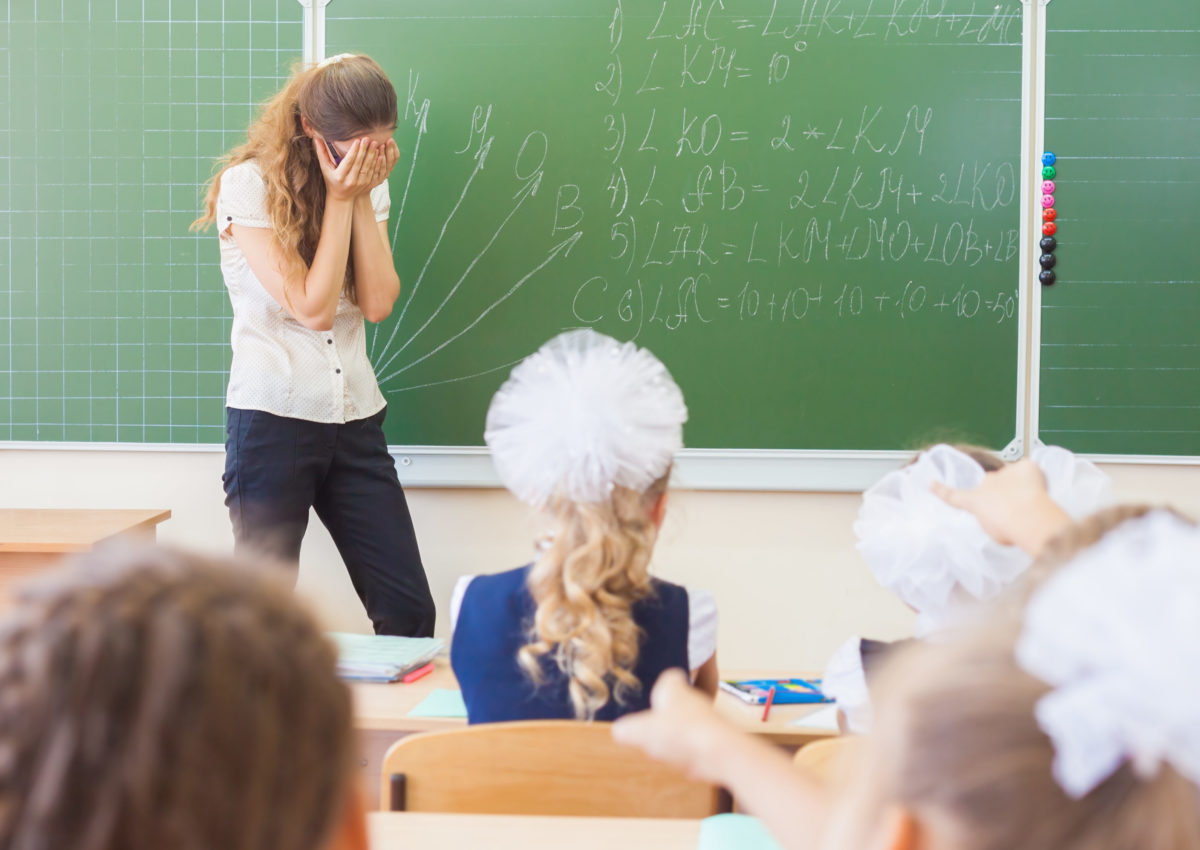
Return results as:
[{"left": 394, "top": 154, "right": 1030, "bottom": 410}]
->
[
  {"left": 1040, "top": 253, "right": 1057, "bottom": 269},
  {"left": 1043, "top": 221, "right": 1057, "bottom": 236},
  {"left": 1042, "top": 165, "right": 1056, "bottom": 180},
  {"left": 1040, "top": 236, "right": 1057, "bottom": 252},
  {"left": 1042, "top": 180, "right": 1056, "bottom": 194},
  {"left": 1043, "top": 208, "right": 1057, "bottom": 222},
  {"left": 1039, "top": 269, "right": 1057, "bottom": 285},
  {"left": 1042, "top": 194, "right": 1055, "bottom": 208}
]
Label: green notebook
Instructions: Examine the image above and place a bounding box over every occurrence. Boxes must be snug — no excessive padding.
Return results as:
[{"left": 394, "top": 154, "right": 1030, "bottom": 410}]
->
[{"left": 408, "top": 689, "right": 468, "bottom": 719}]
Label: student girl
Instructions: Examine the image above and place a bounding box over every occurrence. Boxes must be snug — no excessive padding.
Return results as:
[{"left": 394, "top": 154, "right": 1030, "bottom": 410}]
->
[
  {"left": 823, "top": 443, "right": 1111, "bottom": 732},
  {"left": 0, "top": 544, "right": 367, "bottom": 850},
  {"left": 450, "top": 329, "right": 719, "bottom": 722},
  {"left": 193, "top": 54, "right": 434, "bottom": 636},
  {"left": 615, "top": 465, "right": 1200, "bottom": 850}
]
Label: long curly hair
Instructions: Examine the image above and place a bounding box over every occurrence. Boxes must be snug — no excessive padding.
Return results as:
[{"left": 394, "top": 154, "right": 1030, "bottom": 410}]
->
[
  {"left": 518, "top": 474, "right": 670, "bottom": 720},
  {"left": 0, "top": 543, "right": 355, "bottom": 850},
  {"left": 193, "top": 54, "right": 397, "bottom": 303}
]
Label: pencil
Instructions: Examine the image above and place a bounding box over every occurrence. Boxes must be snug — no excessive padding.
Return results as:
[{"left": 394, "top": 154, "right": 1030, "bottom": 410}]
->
[{"left": 761, "top": 686, "right": 776, "bottom": 722}]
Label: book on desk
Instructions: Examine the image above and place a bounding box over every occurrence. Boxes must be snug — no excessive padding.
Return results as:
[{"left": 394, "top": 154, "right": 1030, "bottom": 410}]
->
[{"left": 330, "top": 633, "right": 444, "bottom": 683}]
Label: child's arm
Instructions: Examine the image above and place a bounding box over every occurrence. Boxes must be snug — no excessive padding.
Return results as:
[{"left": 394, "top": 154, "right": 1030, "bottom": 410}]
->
[
  {"left": 932, "top": 458, "right": 1073, "bottom": 556},
  {"left": 692, "top": 653, "right": 719, "bottom": 698},
  {"left": 614, "top": 670, "right": 828, "bottom": 850}
]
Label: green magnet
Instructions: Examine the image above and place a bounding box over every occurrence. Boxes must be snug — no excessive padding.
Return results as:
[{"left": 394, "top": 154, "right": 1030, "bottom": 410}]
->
[{"left": 1042, "top": 165, "right": 1056, "bottom": 180}]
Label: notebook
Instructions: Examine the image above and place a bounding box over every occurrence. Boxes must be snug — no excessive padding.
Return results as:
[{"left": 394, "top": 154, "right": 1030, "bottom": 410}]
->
[
  {"left": 788, "top": 704, "right": 842, "bottom": 731},
  {"left": 719, "top": 677, "right": 832, "bottom": 705},
  {"left": 408, "top": 689, "right": 468, "bottom": 719},
  {"left": 329, "top": 632, "right": 444, "bottom": 683}
]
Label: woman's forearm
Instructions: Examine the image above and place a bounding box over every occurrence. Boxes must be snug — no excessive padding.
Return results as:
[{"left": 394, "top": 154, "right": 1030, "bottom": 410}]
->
[
  {"left": 293, "top": 198, "right": 355, "bottom": 330},
  {"left": 350, "top": 195, "right": 401, "bottom": 323}
]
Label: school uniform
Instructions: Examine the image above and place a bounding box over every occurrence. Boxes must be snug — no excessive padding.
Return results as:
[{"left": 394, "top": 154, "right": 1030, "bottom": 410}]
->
[
  {"left": 215, "top": 160, "right": 434, "bottom": 636},
  {"left": 449, "top": 566, "right": 717, "bottom": 723}
]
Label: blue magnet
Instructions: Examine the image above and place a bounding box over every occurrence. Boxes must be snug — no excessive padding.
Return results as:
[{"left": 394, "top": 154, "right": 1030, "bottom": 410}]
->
[{"left": 1042, "top": 152, "right": 1056, "bottom": 167}]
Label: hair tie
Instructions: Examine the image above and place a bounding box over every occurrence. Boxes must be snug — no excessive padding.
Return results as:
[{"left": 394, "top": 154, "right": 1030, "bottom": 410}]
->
[
  {"left": 485, "top": 329, "right": 687, "bottom": 508},
  {"left": 1016, "top": 510, "right": 1200, "bottom": 797}
]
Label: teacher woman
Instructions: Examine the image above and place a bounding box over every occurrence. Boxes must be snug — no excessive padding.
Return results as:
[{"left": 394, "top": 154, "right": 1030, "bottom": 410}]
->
[{"left": 193, "top": 54, "right": 435, "bottom": 636}]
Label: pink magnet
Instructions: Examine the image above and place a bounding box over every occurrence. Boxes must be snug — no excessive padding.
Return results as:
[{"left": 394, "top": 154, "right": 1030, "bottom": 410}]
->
[
  {"left": 1042, "top": 180, "right": 1055, "bottom": 194},
  {"left": 1042, "top": 193, "right": 1055, "bottom": 208}
]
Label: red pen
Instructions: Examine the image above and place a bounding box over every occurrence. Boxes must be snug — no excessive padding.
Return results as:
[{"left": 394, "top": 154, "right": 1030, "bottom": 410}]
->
[
  {"left": 401, "top": 662, "right": 435, "bottom": 684},
  {"left": 761, "top": 686, "right": 776, "bottom": 722}
]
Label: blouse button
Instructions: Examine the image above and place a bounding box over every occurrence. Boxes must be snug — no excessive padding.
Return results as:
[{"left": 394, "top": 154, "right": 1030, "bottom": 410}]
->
[
  {"left": 336, "top": 368, "right": 342, "bottom": 374},
  {"left": 327, "top": 339, "right": 333, "bottom": 344}
]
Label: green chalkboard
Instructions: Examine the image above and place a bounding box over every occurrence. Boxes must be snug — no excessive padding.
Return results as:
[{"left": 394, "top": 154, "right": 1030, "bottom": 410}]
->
[
  {"left": 3, "top": 0, "right": 1024, "bottom": 453},
  {"left": 327, "top": 0, "right": 1024, "bottom": 451},
  {"left": 0, "top": 0, "right": 299, "bottom": 443},
  {"left": 1038, "top": 0, "right": 1200, "bottom": 456}
]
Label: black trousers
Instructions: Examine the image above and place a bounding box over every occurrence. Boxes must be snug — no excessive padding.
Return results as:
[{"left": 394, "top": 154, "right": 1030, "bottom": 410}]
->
[{"left": 223, "top": 406, "right": 435, "bottom": 637}]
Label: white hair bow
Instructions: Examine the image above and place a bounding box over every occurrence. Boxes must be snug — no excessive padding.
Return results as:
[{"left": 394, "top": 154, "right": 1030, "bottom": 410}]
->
[
  {"left": 1016, "top": 510, "right": 1200, "bottom": 797},
  {"left": 855, "top": 444, "right": 1112, "bottom": 634},
  {"left": 485, "top": 329, "right": 687, "bottom": 508}
]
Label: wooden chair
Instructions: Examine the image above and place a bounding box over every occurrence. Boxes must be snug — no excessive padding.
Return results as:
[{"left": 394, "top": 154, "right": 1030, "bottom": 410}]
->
[
  {"left": 793, "top": 736, "right": 859, "bottom": 787},
  {"left": 380, "top": 720, "right": 732, "bottom": 818}
]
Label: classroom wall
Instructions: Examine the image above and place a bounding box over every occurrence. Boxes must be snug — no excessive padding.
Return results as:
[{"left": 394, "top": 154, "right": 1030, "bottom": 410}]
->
[{"left": 1, "top": 449, "right": 1197, "bottom": 669}]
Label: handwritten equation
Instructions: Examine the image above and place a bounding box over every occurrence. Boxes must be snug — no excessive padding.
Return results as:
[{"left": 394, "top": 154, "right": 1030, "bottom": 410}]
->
[{"left": 369, "top": 0, "right": 1024, "bottom": 391}]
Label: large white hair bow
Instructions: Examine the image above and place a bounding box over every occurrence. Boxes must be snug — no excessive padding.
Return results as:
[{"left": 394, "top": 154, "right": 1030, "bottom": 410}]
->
[
  {"left": 855, "top": 444, "right": 1112, "bottom": 633},
  {"left": 485, "top": 329, "right": 687, "bottom": 508},
  {"left": 1016, "top": 510, "right": 1200, "bottom": 798}
]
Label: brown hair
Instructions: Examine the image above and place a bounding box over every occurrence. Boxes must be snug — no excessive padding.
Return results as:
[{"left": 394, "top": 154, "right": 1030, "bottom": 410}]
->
[
  {"left": 907, "top": 442, "right": 1006, "bottom": 472},
  {"left": 826, "top": 505, "right": 1200, "bottom": 850},
  {"left": 0, "top": 544, "right": 355, "bottom": 850},
  {"left": 193, "top": 54, "right": 398, "bottom": 303},
  {"left": 1037, "top": 503, "right": 1194, "bottom": 573},
  {"left": 518, "top": 475, "right": 670, "bottom": 720}
]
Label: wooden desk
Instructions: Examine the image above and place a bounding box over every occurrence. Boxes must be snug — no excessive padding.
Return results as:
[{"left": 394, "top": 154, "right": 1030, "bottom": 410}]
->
[
  {"left": 352, "top": 662, "right": 835, "bottom": 809},
  {"left": 0, "top": 509, "right": 172, "bottom": 602},
  {"left": 369, "top": 811, "right": 700, "bottom": 850}
]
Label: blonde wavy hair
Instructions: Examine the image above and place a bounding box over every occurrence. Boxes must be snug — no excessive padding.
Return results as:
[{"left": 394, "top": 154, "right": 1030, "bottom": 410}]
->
[
  {"left": 518, "top": 474, "right": 670, "bottom": 720},
  {"left": 192, "top": 54, "right": 397, "bottom": 303}
]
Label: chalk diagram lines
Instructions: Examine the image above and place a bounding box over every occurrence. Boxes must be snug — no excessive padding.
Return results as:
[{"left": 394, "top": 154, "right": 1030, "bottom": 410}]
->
[{"left": 369, "top": 76, "right": 582, "bottom": 394}]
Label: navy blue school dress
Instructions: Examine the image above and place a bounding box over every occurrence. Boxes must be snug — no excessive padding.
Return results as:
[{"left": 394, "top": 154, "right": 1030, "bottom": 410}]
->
[{"left": 450, "top": 565, "right": 691, "bottom": 723}]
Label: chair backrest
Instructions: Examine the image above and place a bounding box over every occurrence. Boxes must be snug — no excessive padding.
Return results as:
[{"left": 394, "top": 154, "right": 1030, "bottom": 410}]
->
[
  {"left": 381, "top": 720, "right": 732, "bottom": 818},
  {"left": 793, "top": 736, "right": 859, "bottom": 787}
]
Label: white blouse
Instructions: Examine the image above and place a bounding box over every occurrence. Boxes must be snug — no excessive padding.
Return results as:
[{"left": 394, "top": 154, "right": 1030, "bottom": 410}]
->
[
  {"left": 822, "top": 636, "right": 872, "bottom": 733},
  {"left": 449, "top": 574, "right": 719, "bottom": 672},
  {"left": 214, "top": 160, "right": 391, "bottom": 423}
]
